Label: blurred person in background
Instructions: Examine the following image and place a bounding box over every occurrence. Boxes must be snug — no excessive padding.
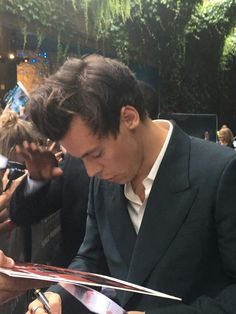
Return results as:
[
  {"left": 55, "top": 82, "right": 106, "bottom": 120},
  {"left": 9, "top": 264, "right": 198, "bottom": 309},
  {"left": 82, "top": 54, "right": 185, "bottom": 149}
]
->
[
  {"left": 0, "top": 169, "right": 25, "bottom": 235},
  {"left": 0, "top": 110, "right": 45, "bottom": 314},
  {"left": 0, "top": 110, "right": 42, "bottom": 238},
  {"left": 218, "top": 127, "right": 234, "bottom": 148},
  {"left": 203, "top": 131, "right": 210, "bottom": 141}
]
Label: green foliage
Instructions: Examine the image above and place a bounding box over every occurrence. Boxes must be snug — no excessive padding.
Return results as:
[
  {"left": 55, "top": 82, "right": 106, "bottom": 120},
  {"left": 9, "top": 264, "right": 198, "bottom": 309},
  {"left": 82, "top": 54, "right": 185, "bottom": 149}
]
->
[
  {"left": 0, "top": 0, "right": 133, "bottom": 64},
  {"left": 221, "top": 27, "right": 236, "bottom": 70},
  {"left": 0, "top": 0, "right": 78, "bottom": 64},
  {"left": 103, "top": 0, "right": 236, "bottom": 114},
  {"left": 103, "top": 0, "right": 202, "bottom": 111},
  {"left": 183, "top": 0, "right": 236, "bottom": 114},
  {"left": 187, "top": 0, "right": 236, "bottom": 38},
  {"left": 1, "top": 0, "right": 236, "bottom": 118}
]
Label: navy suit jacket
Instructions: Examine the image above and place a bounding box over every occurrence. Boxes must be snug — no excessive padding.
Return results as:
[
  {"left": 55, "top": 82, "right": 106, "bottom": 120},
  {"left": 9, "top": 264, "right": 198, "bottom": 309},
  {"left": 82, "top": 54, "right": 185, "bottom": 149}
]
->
[{"left": 57, "top": 124, "right": 236, "bottom": 313}]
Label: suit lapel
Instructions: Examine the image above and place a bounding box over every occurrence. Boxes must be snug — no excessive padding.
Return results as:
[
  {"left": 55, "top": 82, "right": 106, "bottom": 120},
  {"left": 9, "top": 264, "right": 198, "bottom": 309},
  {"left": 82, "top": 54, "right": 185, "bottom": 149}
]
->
[
  {"left": 107, "top": 184, "right": 137, "bottom": 268},
  {"left": 121, "top": 124, "right": 198, "bottom": 305}
]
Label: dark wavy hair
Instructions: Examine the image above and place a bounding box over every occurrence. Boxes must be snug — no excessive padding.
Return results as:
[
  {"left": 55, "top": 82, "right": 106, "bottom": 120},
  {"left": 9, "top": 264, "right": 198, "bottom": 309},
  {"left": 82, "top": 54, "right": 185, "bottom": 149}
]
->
[{"left": 29, "top": 54, "right": 147, "bottom": 141}]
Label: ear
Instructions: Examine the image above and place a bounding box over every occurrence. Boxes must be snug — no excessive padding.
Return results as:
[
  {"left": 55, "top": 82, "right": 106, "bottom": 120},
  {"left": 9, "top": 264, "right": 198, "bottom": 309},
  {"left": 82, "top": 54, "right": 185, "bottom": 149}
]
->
[{"left": 120, "top": 106, "right": 140, "bottom": 130}]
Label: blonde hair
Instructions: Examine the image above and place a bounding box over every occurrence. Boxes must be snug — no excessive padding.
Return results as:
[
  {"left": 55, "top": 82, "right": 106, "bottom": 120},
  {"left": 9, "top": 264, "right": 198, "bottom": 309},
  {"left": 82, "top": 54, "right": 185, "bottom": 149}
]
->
[
  {"left": 219, "top": 127, "right": 234, "bottom": 145},
  {"left": 0, "top": 110, "right": 43, "bottom": 160}
]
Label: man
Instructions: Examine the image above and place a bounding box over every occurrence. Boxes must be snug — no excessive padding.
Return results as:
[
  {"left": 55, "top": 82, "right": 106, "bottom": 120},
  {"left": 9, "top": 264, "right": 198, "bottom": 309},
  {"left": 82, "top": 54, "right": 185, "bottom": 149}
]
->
[{"left": 2, "top": 54, "right": 236, "bottom": 313}]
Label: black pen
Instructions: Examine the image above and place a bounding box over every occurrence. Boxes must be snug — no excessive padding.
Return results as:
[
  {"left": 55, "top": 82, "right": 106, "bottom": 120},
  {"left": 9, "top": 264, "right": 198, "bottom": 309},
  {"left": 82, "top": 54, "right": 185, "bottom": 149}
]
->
[{"left": 34, "top": 289, "right": 51, "bottom": 313}]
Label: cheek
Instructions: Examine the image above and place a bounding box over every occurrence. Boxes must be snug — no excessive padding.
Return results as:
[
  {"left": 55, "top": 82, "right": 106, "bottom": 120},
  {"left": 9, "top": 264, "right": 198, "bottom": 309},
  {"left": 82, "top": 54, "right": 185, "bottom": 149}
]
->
[
  {"left": 60, "top": 141, "right": 80, "bottom": 158},
  {"left": 99, "top": 150, "right": 124, "bottom": 171},
  {"left": 110, "top": 149, "right": 134, "bottom": 170}
]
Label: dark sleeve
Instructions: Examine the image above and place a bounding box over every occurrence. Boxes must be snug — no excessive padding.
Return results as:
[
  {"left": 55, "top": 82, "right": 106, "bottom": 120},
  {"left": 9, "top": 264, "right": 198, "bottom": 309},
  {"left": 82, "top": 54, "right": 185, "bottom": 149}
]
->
[
  {"left": 147, "top": 284, "right": 236, "bottom": 314},
  {"left": 47, "top": 177, "right": 109, "bottom": 303},
  {"left": 68, "top": 177, "right": 109, "bottom": 274},
  {"left": 9, "top": 173, "right": 64, "bottom": 225}
]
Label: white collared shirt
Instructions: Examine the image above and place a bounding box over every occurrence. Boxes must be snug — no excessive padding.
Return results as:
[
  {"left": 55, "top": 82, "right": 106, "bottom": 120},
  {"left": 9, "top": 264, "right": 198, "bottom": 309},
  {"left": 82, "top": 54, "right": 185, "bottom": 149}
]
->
[{"left": 124, "top": 120, "right": 173, "bottom": 234}]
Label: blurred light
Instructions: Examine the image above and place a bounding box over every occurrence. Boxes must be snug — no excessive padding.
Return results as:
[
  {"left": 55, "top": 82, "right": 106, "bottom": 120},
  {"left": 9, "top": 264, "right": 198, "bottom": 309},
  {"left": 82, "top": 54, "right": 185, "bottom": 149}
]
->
[
  {"left": 8, "top": 53, "right": 15, "bottom": 60},
  {"left": 0, "top": 154, "right": 8, "bottom": 169}
]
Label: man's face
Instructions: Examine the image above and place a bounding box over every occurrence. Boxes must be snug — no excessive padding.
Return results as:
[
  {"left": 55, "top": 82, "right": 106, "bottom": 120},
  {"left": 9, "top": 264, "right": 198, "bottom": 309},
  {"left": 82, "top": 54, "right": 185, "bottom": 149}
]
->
[{"left": 60, "top": 115, "right": 143, "bottom": 184}]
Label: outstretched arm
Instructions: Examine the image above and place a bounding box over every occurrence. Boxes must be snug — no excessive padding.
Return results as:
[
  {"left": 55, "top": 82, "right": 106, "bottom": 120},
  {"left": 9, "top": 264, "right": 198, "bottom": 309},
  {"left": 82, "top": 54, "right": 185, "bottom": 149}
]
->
[{"left": 16, "top": 141, "right": 63, "bottom": 181}]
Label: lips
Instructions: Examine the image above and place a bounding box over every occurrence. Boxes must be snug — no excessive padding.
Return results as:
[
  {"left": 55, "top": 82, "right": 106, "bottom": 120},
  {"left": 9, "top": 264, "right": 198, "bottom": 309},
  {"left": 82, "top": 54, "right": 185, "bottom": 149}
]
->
[
  {"left": 103, "top": 177, "right": 113, "bottom": 181},
  {"left": 100, "top": 175, "right": 115, "bottom": 181}
]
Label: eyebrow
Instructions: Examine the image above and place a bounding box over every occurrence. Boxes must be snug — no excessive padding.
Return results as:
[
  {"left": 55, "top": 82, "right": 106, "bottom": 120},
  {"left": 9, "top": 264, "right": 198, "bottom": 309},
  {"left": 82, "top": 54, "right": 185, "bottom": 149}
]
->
[{"left": 80, "top": 147, "right": 99, "bottom": 159}]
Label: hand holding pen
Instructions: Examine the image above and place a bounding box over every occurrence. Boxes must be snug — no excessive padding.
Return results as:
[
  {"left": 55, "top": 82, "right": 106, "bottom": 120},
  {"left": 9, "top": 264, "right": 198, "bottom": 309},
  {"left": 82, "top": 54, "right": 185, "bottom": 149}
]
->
[
  {"left": 32, "top": 289, "right": 51, "bottom": 314},
  {"left": 27, "top": 289, "right": 62, "bottom": 314}
]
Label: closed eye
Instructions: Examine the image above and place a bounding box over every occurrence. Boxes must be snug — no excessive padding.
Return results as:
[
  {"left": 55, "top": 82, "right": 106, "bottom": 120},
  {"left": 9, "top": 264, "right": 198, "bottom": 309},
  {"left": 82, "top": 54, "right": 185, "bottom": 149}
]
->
[{"left": 90, "top": 151, "right": 102, "bottom": 159}]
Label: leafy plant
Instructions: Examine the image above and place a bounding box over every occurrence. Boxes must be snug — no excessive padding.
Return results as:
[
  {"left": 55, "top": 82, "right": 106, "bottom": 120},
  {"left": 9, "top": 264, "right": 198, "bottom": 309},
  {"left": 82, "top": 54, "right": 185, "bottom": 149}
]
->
[{"left": 0, "top": 0, "right": 236, "bottom": 121}]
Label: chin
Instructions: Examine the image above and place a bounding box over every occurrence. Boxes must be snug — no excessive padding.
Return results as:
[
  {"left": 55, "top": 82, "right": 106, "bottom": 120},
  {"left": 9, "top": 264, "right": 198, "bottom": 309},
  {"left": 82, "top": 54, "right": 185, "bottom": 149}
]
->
[
  {"left": 106, "top": 177, "right": 122, "bottom": 184},
  {"left": 102, "top": 175, "right": 129, "bottom": 185},
  {"left": 115, "top": 177, "right": 130, "bottom": 185}
]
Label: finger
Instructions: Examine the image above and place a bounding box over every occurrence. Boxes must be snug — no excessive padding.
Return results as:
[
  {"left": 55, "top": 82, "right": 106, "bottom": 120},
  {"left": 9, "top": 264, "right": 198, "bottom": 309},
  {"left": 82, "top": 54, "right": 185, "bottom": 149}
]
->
[
  {"left": 48, "top": 141, "right": 56, "bottom": 152},
  {"left": 29, "top": 305, "right": 47, "bottom": 314},
  {"left": 29, "top": 142, "right": 41, "bottom": 152},
  {"left": 27, "top": 300, "right": 44, "bottom": 314},
  {"left": 0, "top": 193, "right": 9, "bottom": 211},
  {"left": 44, "top": 291, "right": 62, "bottom": 313},
  {"left": 54, "top": 151, "right": 64, "bottom": 162},
  {"left": 2, "top": 169, "right": 9, "bottom": 184},
  {"left": 33, "top": 307, "right": 47, "bottom": 314},
  {"left": 0, "top": 250, "right": 15, "bottom": 267},
  {"left": 2, "top": 170, "right": 9, "bottom": 191},
  {"left": 22, "top": 141, "right": 39, "bottom": 156},
  {"left": 27, "top": 291, "right": 62, "bottom": 313},
  {"left": 15, "top": 145, "right": 32, "bottom": 160},
  {"left": 22, "top": 141, "right": 30, "bottom": 149},
  {"left": 54, "top": 151, "right": 63, "bottom": 158}
]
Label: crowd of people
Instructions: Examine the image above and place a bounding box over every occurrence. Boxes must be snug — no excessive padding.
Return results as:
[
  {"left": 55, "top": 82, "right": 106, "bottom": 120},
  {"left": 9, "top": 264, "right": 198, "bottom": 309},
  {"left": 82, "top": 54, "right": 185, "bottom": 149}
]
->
[{"left": 0, "top": 54, "right": 235, "bottom": 314}]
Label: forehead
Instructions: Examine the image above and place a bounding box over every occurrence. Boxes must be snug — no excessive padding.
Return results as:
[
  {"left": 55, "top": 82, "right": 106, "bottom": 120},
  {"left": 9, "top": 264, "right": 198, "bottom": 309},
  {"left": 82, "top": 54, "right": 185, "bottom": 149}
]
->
[
  {"left": 60, "top": 115, "right": 100, "bottom": 157},
  {"left": 219, "top": 130, "right": 226, "bottom": 135}
]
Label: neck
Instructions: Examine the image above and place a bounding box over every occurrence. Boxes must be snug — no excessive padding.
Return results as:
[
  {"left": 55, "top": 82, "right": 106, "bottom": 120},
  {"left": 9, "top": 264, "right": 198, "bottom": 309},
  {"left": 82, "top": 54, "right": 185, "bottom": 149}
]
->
[{"left": 131, "top": 119, "right": 170, "bottom": 188}]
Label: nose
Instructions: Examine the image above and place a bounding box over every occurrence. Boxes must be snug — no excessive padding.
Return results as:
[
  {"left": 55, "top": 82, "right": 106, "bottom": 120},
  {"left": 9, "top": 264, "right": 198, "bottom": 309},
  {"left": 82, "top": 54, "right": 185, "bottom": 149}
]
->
[{"left": 83, "top": 160, "right": 102, "bottom": 177}]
